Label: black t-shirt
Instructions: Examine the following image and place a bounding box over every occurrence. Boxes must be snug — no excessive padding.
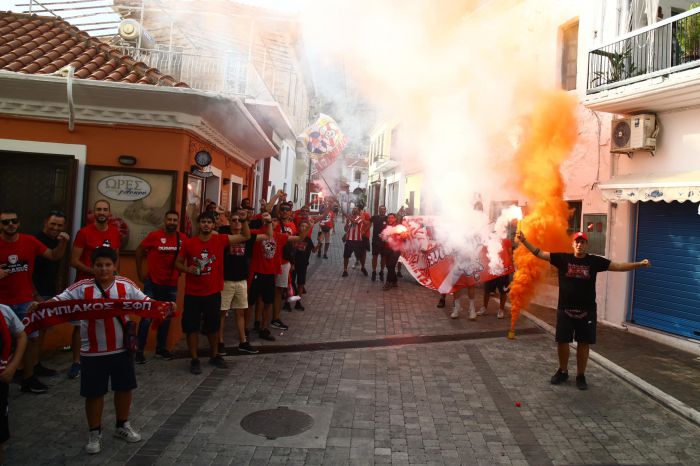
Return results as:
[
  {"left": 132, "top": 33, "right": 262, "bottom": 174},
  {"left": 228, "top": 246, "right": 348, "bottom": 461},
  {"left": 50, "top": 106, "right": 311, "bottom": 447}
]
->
[
  {"left": 371, "top": 215, "right": 387, "bottom": 241},
  {"left": 219, "top": 226, "right": 255, "bottom": 281},
  {"left": 550, "top": 253, "right": 611, "bottom": 311},
  {"left": 32, "top": 231, "right": 61, "bottom": 297},
  {"left": 294, "top": 237, "right": 314, "bottom": 266}
]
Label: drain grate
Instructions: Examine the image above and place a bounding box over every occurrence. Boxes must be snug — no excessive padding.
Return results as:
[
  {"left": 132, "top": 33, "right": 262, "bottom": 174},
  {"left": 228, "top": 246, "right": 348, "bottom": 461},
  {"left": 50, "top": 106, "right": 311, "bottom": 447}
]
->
[{"left": 240, "top": 406, "right": 314, "bottom": 440}]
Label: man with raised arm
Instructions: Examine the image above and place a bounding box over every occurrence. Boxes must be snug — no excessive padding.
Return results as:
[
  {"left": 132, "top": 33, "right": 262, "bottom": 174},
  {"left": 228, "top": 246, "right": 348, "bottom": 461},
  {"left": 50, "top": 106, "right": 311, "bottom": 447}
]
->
[
  {"left": 175, "top": 211, "right": 250, "bottom": 375},
  {"left": 517, "top": 230, "right": 651, "bottom": 390}
]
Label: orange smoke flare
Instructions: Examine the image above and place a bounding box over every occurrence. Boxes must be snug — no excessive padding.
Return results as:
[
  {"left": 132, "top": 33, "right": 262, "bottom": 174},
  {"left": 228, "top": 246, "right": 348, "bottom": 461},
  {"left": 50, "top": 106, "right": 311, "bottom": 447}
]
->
[{"left": 508, "top": 91, "right": 578, "bottom": 337}]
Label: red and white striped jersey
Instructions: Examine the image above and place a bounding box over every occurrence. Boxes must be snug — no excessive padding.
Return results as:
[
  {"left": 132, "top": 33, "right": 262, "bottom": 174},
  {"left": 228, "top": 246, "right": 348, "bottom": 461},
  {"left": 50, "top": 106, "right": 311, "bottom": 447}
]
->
[
  {"left": 53, "top": 277, "right": 149, "bottom": 356},
  {"left": 346, "top": 216, "right": 365, "bottom": 241}
]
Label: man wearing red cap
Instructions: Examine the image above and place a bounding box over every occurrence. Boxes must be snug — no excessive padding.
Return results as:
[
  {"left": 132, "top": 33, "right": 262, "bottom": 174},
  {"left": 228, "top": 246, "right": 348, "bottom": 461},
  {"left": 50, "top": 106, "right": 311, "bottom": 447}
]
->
[{"left": 517, "top": 230, "right": 651, "bottom": 390}]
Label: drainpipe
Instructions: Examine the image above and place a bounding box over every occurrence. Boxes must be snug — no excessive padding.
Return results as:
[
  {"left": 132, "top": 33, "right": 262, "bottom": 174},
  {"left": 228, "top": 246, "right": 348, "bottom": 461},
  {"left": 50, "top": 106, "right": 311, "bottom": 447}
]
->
[
  {"left": 66, "top": 65, "right": 75, "bottom": 132},
  {"left": 603, "top": 152, "right": 619, "bottom": 323}
]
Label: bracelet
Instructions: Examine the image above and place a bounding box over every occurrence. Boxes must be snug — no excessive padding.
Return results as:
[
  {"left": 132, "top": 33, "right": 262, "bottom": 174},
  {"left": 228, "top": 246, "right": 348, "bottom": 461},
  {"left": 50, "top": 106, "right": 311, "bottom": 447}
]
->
[{"left": 533, "top": 248, "right": 541, "bottom": 256}]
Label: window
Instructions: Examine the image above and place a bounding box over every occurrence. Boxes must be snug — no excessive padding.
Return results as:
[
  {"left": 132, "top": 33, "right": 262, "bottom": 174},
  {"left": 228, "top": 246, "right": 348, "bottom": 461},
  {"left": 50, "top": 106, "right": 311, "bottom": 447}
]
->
[
  {"left": 566, "top": 200, "right": 582, "bottom": 235},
  {"left": 354, "top": 170, "right": 362, "bottom": 182},
  {"left": 561, "top": 21, "right": 579, "bottom": 91}
]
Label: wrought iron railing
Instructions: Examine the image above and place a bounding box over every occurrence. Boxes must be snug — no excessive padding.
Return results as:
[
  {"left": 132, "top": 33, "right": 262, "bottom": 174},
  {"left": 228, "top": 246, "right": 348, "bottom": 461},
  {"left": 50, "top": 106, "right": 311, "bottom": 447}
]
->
[{"left": 587, "top": 7, "right": 700, "bottom": 93}]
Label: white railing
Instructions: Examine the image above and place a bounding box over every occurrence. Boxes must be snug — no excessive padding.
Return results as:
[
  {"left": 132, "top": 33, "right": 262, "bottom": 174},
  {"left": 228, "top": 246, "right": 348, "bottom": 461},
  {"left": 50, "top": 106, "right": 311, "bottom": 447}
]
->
[{"left": 115, "top": 46, "right": 275, "bottom": 101}]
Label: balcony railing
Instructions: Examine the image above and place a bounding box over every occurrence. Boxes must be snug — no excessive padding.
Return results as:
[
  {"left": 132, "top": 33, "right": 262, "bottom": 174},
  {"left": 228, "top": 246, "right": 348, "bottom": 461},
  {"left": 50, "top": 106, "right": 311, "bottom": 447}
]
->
[
  {"left": 115, "top": 45, "right": 275, "bottom": 101},
  {"left": 587, "top": 7, "right": 700, "bottom": 94}
]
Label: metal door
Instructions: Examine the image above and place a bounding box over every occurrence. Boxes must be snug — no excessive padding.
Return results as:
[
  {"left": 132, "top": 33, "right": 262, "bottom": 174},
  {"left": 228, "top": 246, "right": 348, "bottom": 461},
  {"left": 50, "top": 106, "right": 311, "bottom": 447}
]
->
[{"left": 631, "top": 201, "right": 700, "bottom": 340}]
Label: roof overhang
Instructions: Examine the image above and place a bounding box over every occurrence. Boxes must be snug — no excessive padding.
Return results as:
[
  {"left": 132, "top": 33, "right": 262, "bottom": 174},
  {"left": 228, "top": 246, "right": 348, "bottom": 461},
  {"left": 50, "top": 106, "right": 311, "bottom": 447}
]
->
[
  {"left": 598, "top": 170, "right": 700, "bottom": 203},
  {"left": 244, "top": 98, "right": 296, "bottom": 142},
  {"left": 0, "top": 71, "right": 278, "bottom": 165}
]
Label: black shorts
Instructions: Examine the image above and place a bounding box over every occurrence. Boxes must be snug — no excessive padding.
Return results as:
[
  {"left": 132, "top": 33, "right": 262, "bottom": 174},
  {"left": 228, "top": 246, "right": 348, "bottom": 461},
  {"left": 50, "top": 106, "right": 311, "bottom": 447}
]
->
[
  {"left": 555, "top": 308, "right": 597, "bottom": 344},
  {"left": 371, "top": 238, "right": 384, "bottom": 256},
  {"left": 0, "top": 382, "right": 8, "bottom": 443},
  {"left": 343, "top": 240, "right": 365, "bottom": 259},
  {"left": 248, "top": 273, "right": 275, "bottom": 305},
  {"left": 293, "top": 263, "right": 308, "bottom": 286},
  {"left": 183, "top": 293, "right": 222, "bottom": 335},
  {"left": 485, "top": 275, "right": 510, "bottom": 293},
  {"left": 80, "top": 352, "right": 137, "bottom": 398},
  {"left": 321, "top": 226, "right": 331, "bottom": 232},
  {"left": 363, "top": 236, "right": 370, "bottom": 252}
]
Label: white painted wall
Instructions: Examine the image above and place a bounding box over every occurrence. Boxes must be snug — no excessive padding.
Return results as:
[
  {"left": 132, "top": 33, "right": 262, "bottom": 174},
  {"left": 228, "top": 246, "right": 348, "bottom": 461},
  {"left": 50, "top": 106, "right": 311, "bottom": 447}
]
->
[{"left": 267, "top": 140, "right": 296, "bottom": 200}]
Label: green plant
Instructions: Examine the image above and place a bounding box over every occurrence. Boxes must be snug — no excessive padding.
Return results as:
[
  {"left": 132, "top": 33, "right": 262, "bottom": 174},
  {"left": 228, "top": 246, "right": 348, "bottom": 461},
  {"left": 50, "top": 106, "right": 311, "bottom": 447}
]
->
[
  {"left": 590, "top": 45, "right": 639, "bottom": 86},
  {"left": 677, "top": 2, "right": 700, "bottom": 58}
]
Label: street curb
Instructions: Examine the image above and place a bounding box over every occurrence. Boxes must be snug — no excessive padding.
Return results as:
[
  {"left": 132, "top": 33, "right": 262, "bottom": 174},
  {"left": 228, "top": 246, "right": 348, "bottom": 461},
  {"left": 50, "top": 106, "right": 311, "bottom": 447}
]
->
[{"left": 522, "top": 310, "right": 700, "bottom": 428}]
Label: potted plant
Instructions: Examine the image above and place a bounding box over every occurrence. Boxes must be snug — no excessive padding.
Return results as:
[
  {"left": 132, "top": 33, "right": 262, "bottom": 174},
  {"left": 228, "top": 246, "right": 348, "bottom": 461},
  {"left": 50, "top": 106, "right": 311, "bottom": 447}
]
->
[{"left": 677, "top": 2, "right": 700, "bottom": 63}]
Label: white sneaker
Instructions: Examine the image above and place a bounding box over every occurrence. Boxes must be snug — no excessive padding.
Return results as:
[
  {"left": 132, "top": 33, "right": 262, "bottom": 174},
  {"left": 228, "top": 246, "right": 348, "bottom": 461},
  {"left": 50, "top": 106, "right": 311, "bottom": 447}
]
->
[
  {"left": 497, "top": 310, "right": 505, "bottom": 319},
  {"left": 477, "top": 306, "right": 487, "bottom": 316},
  {"left": 450, "top": 303, "right": 461, "bottom": 319},
  {"left": 85, "top": 430, "right": 102, "bottom": 454},
  {"left": 114, "top": 421, "right": 142, "bottom": 443},
  {"left": 468, "top": 303, "right": 477, "bottom": 321}
]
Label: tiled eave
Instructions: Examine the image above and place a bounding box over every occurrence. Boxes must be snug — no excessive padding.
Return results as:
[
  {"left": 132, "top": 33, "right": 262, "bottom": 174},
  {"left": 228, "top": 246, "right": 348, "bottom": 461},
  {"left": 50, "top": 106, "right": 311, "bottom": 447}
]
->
[{"left": 0, "top": 71, "right": 277, "bottom": 165}]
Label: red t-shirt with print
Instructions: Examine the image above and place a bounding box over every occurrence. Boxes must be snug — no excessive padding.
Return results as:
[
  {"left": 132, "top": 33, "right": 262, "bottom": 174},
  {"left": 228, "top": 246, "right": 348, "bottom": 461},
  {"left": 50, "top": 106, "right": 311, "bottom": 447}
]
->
[
  {"left": 179, "top": 234, "right": 230, "bottom": 296},
  {"left": 275, "top": 221, "right": 297, "bottom": 265},
  {"left": 73, "top": 223, "right": 121, "bottom": 281},
  {"left": 139, "top": 229, "right": 186, "bottom": 286},
  {"left": 0, "top": 234, "right": 48, "bottom": 304},
  {"left": 250, "top": 231, "right": 289, "bottom": 275}
]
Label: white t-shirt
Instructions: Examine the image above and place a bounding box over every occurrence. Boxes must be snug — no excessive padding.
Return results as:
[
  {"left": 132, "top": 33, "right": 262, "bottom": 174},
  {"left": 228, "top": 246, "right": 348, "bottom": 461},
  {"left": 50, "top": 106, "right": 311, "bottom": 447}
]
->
[{"left": 0, "top": 303, "right": 26, "bottom": 336}]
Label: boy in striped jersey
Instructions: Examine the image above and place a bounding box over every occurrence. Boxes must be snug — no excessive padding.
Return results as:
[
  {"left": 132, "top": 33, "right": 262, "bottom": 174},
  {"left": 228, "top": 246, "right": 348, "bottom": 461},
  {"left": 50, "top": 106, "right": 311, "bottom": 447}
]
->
[{"left": 43, "top": 247, "right": 169, "bottom": 454}]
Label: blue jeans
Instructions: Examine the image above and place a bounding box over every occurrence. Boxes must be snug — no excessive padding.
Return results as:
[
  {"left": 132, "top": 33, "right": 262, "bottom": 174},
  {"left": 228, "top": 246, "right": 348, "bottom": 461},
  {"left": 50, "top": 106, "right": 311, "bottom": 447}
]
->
[
  {"left": 9, "top": 301, "right": 38, "bottom": 338},
  {"left": 137, "top": 280, "right": 177, "bottom": 352}
]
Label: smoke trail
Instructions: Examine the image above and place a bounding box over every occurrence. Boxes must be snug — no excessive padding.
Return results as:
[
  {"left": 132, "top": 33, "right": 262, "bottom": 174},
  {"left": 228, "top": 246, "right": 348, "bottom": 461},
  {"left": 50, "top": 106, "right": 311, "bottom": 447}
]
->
[{"left": 509, "top": 91, "right": 578, "bottom": 335}]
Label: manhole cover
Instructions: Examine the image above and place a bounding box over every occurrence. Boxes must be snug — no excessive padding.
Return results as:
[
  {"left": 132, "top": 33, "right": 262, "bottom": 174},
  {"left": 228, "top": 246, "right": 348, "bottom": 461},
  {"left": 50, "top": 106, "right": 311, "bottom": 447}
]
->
[{"left": 240, "top": 406, "right": 314, "bottom": 440}]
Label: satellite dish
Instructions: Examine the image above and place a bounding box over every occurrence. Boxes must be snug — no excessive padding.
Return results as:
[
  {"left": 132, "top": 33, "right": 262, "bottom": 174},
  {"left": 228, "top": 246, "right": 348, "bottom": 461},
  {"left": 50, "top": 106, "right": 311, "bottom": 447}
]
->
[{"left": 613, "top": 120, "right": 631, "bottom": 148}]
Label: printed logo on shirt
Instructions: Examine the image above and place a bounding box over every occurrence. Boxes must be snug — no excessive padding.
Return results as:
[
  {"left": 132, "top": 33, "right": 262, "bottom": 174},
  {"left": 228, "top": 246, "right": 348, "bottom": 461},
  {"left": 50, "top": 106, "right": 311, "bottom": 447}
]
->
[
  {"left": 295, "top": 242, "right": 307, "bottom": 251},
  {"left": 262, "top": 239, "right": 276, "bottom": 259},
  {"left": 566, "top": 263, "right": 591, "bottom": 280},
  {"left": 160, "top": 237, "right": 167, "bottom": 244},
  {"left": 194, "top": 248, "right": 216, "bottom": 275},
  {"left": 2, "top": 254, "right": 28, "bottom": 274},
  {"left": 102, "top": 239, "right": 112, "bottom": 248},
  {"left": 229, "top": 244, "right": 246, "bottom": 256}
]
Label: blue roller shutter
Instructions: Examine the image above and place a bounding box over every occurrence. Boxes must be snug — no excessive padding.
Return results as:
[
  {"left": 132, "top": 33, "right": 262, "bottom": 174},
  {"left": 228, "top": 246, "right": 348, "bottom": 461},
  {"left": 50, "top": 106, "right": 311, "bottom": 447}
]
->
[{"left": 631, "top": 201, "right": 700, "bottom": 340}]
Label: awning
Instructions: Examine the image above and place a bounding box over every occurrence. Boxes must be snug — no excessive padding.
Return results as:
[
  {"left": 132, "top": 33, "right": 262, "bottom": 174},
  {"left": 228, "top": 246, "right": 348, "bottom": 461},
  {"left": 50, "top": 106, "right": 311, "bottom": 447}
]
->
[{"left": 598, "top": 170, "right": 700, "bottom": 203}]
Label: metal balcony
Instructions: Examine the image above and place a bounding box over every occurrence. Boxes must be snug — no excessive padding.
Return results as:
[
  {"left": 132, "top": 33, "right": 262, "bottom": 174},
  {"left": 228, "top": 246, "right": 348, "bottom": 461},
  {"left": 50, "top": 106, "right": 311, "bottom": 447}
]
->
[{"left": 584, "top": 7, "right": 700, "bottom": 114}]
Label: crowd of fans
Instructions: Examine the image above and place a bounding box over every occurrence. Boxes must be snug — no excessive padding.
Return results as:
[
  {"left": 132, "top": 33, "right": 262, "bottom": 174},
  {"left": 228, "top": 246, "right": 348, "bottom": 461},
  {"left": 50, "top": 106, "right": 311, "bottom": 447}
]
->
[{"left": 0, "top": 191, "right": 509, "bottom": 457}]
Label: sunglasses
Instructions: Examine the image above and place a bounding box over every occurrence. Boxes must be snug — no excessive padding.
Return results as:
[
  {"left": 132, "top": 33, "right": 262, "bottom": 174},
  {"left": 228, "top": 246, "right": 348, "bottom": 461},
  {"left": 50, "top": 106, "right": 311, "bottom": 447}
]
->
[
  {"left": 230, "top": 218, "right": 242, "bottom": 222},
  {"left": 1, "top": 218, "right": 19, "bottom": 225},
  {"left": 280, "top": 208, "right": 291, "bottom": 212}
]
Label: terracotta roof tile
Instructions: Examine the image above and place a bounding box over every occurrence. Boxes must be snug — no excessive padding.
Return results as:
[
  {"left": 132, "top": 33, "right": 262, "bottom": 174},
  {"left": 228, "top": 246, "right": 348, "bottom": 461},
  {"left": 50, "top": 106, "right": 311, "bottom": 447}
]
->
[{"left": 0, "top": 12, "right": 189, "bottom": 88}]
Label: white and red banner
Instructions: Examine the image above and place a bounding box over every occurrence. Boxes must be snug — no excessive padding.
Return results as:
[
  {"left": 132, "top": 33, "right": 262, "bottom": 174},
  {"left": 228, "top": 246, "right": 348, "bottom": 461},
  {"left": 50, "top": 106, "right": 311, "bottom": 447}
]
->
[
  {"left": 388, "top": 216, "right": 514, "bottom": 294},
  {"left": 22, "top": 299, "right": 176, "bottom": 335}
]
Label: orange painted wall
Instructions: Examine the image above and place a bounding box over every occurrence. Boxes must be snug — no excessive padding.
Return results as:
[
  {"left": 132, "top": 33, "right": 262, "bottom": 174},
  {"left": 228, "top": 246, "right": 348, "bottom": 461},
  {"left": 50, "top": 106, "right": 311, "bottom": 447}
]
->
[{"left": 0, "top": 116, "right": 252, "bottom": 351}]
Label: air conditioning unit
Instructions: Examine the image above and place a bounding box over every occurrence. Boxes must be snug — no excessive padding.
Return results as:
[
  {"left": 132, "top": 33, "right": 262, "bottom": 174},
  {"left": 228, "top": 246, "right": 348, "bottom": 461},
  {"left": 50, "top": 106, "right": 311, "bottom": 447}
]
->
[{"left": 610, "top": 114, "right": 657, "bottom": 153}]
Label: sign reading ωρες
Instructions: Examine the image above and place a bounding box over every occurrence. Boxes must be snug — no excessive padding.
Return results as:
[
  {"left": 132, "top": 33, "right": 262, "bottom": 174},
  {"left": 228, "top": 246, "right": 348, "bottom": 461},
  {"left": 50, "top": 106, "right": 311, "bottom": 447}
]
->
[{"left": 97, "top": 175, "right": 151, "bottom": 201}]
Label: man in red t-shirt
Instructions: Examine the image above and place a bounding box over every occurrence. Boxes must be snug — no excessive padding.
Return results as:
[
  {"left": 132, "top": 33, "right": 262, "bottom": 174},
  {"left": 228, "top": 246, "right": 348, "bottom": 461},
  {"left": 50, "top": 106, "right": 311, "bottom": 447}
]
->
[
  {"left": 248, "top": 214, "right": 309, "bottom": 341},
  {"left": 0, "top": 209, "right": 69, "bottom": 393},
  {"left": 175, "top": 211, "right": 250, "bottom": 375},
  {"left": 134, "top": 210, "right": 186, "bottom": 363},
  {"left": 67, "top": 199, "right": 121, "bottom": 379}
]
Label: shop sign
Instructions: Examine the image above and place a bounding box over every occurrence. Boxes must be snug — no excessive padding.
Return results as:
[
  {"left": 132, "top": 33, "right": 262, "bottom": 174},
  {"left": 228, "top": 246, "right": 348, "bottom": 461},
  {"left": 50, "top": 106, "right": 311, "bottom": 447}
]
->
[{"left": 97, "top": 175, "right": 151, "bottom": 201}]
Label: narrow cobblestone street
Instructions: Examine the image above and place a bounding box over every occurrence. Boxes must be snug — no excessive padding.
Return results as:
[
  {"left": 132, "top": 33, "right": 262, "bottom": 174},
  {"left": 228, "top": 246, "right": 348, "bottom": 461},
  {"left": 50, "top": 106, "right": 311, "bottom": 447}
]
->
[{"left": 6, "top": 236, "right": 700, "bottom": 465}]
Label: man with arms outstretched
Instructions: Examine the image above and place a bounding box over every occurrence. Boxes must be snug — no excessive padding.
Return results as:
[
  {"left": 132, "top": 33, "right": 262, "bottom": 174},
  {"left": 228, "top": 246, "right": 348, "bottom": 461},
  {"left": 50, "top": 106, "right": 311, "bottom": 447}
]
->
[{"left": 517, "top": 230, "right": 651, "bottom": 390}]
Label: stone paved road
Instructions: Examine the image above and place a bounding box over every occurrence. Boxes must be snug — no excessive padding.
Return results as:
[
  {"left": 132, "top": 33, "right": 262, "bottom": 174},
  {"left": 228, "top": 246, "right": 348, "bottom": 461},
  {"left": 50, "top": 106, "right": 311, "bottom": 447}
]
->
[{"left": 6, "top": 233, "right": 699, "bottom": 465}]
